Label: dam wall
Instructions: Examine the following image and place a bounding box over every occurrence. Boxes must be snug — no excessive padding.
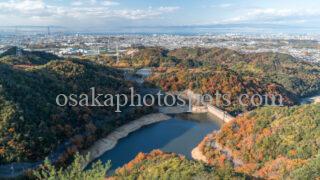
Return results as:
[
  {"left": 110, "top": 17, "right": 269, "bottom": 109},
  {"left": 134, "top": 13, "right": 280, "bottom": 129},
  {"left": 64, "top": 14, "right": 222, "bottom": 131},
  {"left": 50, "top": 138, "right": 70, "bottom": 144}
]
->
[{"left": 207, "top": 105, "right": 234, "bottom": 122}]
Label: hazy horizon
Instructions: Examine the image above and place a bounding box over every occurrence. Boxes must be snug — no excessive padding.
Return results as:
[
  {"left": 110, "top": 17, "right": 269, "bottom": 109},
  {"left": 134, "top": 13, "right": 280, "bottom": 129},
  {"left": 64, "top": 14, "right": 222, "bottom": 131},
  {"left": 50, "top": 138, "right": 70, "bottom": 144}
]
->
[
  {"left": 1, "top": 24, "right": 320, "bottom": 35},
  {"left": 1, "top": 0, "right": 320, "bottom": 33}
]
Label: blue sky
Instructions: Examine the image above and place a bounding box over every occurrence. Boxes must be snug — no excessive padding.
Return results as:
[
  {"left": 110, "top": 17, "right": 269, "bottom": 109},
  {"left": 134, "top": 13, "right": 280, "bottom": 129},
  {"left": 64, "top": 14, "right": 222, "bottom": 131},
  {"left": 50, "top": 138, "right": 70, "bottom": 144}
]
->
[{"left": 0, "top": 0, "right": 320, "bottom": 29}]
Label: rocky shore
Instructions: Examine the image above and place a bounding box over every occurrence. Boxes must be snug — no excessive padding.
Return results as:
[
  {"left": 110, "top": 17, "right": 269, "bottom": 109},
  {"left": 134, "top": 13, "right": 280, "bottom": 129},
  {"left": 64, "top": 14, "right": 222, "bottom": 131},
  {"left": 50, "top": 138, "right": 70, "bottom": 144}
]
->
[
  {"left": 191, "top": 146, "right": 208, "bottom": 163},
  {"left": 191, "top": 132, "right": 243, "bottom": 167},
  {"left": 82, "top": 113, "right": 171, "bottom": 167}
]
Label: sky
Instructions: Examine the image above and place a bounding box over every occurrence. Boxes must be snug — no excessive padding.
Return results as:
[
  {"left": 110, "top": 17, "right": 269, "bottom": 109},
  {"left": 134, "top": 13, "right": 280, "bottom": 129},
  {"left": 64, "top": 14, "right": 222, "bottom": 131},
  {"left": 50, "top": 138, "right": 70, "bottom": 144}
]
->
[{"left": 0, "top": 0, "right": 320, "bottom": 31}]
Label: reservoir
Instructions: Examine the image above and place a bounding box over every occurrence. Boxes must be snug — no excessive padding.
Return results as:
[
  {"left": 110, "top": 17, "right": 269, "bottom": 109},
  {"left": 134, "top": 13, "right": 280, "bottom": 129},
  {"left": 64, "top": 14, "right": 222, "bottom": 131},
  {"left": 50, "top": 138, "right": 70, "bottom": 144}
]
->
[{"left": 91, "top": 113, "right": 223, "bottom": 171}]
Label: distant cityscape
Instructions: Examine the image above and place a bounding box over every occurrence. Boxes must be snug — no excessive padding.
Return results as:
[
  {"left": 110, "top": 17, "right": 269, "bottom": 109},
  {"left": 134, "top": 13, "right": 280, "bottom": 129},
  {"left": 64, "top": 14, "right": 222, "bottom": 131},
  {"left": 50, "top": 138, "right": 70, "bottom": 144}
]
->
[{"left": 0, "top": 27, "right": 320, "bottom": 62}]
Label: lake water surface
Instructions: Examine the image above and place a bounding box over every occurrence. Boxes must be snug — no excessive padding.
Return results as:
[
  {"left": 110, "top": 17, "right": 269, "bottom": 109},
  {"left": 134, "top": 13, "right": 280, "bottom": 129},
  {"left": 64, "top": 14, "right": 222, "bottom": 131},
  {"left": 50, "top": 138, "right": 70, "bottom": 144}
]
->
[{"left": 92, "top": 113, "right": 223, "bottom": 171}]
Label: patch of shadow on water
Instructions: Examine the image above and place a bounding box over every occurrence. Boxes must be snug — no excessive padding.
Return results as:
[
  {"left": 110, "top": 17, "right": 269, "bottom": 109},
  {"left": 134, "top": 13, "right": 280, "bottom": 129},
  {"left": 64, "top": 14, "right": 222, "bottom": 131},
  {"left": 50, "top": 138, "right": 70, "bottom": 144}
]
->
[
  {"left": 174, "top": 113, "right": 224, "bottom": 126},
  {"left": 88, "top": 113, "right": 223, "bottom": 173},
  {"left": 88, "top": 118, "right": 195, "bottom": 171}
]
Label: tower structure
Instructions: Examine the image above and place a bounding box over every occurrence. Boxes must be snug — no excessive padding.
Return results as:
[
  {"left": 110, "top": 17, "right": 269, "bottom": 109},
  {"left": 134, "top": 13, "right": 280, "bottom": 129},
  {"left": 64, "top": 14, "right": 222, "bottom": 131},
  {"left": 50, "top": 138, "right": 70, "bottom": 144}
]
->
[
  {"left": 15, "top": 26, "right": 22, "bottom": 56},
  {"left": 116, "top": 42, "right": 119, "bottom": 64},
  {"left": 47, "top": 26, "right": 51, "bottom": 36},
  {"left": 96, "top": 45, "right": 101, "bottom": 63}
]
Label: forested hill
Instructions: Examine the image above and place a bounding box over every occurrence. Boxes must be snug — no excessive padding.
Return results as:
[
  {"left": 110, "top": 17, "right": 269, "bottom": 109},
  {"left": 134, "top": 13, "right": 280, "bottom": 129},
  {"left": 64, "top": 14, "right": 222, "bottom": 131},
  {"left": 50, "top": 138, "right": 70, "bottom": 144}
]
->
[
  {"left": 0, "top": 46, "right": 61, "bottom": 65},
  {"left": 0, "top": 51, "right": 150, "bottom": 164},
  {"left": 199, "top": 104, "right": 320, "bottom": 179},
  {"left": 146, "top": 67, "right": 297, "bottom": 115},
  {"left": 107, "top": 47, "right": 320, "bottom": 98},
  {"left": 113, "top": 150, "right": 248, "bottom": 179},
  {"left": 90, "top": 46, "right": 320, "bottom": 115}
]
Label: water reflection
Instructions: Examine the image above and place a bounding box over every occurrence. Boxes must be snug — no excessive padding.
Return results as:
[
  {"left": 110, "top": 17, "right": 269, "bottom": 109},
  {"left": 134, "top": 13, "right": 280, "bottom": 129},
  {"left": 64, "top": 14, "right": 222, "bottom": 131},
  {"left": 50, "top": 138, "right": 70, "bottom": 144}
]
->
[{"left": 91, "top": 113, "right": 222, "bottom": 171}]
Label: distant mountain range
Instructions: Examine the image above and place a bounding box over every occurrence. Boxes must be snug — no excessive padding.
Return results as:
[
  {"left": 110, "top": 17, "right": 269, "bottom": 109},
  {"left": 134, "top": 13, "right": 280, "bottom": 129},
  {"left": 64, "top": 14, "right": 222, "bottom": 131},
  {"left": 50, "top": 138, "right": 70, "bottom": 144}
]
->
[{"left": 0, "top": 24, "right": 319, "bottom": 35}]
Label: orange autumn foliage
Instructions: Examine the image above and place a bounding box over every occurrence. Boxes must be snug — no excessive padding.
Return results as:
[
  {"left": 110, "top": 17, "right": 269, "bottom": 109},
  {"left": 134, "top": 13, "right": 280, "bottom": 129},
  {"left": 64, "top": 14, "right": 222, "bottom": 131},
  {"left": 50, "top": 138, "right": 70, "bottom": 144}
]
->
[
  {"left": 289, "top": 149, "right": 298, "bottom": 156},
  {"left": 199, "top": 104, "right": 320, "bottom": 179},
  {"left": 0, "top": 147, "right": 5, "bottom": 155},
  {"left": 8, "top": 128, "right": 15, "bottom": 133},
  {"left": 235, "top": 163, "right": 258, "bottom": 175},
  {"left": 218, "top": 154, "right": 227, "bottom": 167},
  {"left": 118, "top": 150, "right": 174, "bottom": 172},
  {"left": 254, "top": 156, "right": 307, "bottom": 179}
]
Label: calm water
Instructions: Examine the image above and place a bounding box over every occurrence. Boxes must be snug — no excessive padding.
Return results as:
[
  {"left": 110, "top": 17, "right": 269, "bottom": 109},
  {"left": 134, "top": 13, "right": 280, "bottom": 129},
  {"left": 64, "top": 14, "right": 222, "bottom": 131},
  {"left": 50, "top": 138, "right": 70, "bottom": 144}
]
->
[{"left": 91, "top": 113, "right": 223, "bottom": 171}]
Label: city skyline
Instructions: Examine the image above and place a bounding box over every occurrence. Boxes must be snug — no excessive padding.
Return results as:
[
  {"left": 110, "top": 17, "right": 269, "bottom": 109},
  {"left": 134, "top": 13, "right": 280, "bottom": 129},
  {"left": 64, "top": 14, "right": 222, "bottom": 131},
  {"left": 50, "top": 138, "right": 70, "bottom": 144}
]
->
[{"left": 1, "top": 0, "right": 320, "bottom": 31}]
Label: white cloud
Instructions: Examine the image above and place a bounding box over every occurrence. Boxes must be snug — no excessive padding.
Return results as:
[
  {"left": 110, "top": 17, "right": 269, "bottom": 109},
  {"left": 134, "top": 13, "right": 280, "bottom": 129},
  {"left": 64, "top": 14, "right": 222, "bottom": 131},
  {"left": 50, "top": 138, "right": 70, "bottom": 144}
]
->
[
  {"left": 211, "top": 3, "right": 232, "bottom": 8},
  {"left": 93, "top": 6, "right": 180, "bottom": 20},
  {"left": 101, "top": 1, "right": 119, "bottom": 6},
  {"left": 0, "top": 0, "right": 180, "bottom": 25},
  {"left": 71, "top": 1, "right": 84, "bottom": 6},
  {"left": 218, "top": 8, "right": 320, "bottom": 24},
  {"left": 158, "top": 6, "right": 180, "bottom": 12},
  {"left": 0, "top": 0, "right": 46, "bottom": 12},
  {"left": 71, "top": 0, "right": 119, "bottom": 6},
  {"left": 90, "top": 0, "right": 97, "bottom": 5},
  {"left": 247, "top": 8, "right": 294, "bottom": 18}
]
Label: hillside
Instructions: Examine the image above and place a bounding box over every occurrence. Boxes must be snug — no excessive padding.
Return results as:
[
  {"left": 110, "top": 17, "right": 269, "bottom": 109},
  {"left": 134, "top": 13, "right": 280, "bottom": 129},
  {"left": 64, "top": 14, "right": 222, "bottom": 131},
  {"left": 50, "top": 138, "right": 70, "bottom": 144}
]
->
[
  {"left": 234, "top": 52, "right": 320, "bottom": 96},
  {"left": 168, "top": 47, "right": 245, "bottom": 67},
  {"left": 113, "top": 150, "right": 247, "bottom": 180},
  {"left": 0, "top": 46, "right": 61, "bottom": 65},
  {"left": 0, "top": 53, "right": 151, "bottom": 164},
  {"left": 101, "top": 47, "right": 169, "bottom": 68},
  {"left": 145, "top": 67, "right": 297, "bottom": 115},
  {"left": 111, "top": 47, "right": 320, "bottom": 99},
  {"left": 197, "top": 104, "right": 320, "bottom": 179},
  {"left": 125, "top": 46, "right": 320, "bottom": 116}
]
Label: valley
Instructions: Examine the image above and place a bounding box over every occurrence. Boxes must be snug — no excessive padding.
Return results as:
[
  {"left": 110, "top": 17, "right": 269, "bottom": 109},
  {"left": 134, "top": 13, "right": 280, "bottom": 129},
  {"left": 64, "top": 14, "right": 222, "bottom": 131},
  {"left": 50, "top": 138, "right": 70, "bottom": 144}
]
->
[{"left": 0, "top": 46, "right": 319, "bottom": 179}]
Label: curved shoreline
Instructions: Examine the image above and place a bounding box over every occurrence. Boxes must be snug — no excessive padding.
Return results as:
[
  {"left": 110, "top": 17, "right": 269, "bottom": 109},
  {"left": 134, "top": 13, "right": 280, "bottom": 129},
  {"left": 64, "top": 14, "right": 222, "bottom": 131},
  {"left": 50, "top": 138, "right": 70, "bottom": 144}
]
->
[
  {"left": 191, "top": 146, "right": 208, "bottom": 163},
  {"left": 191, "top": 136, "right": 244, "bottom": 166},
  {"left": 191, "top": 105, "right": 235, "bottom": 163},
  {"left": 191, "top": 93, "right": 320, "bottom": 164},
  {"left": 82, "top": 102, "right": 232, "bottom": 168},
  {"left": 82, "top": 113, "right": 171, "bottom": 167},
  {"left": 0, "top": 113, "right": 171, "bottom": 178}
]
